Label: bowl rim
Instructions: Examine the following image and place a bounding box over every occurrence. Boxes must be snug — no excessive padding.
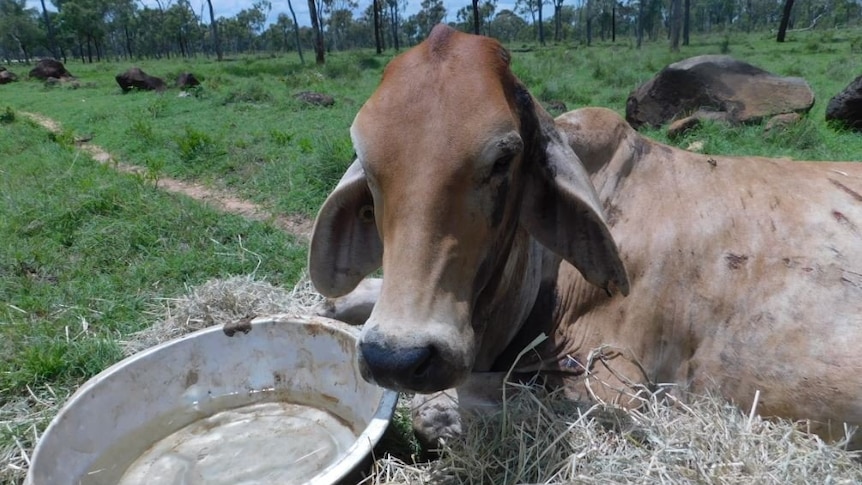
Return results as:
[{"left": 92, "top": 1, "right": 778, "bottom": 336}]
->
[{"left": 26, "top": 315, "right": 399, "bottom": 485}]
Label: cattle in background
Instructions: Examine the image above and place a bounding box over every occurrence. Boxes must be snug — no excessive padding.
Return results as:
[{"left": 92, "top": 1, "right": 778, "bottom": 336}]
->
[{"left": 309, "top": 25, "right": 862, "bottom": 448}]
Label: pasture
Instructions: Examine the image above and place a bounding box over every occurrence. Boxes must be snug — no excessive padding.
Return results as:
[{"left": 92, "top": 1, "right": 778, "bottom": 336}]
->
[{"left": 2, "top": 28, "right": 862, "bottom": 483}]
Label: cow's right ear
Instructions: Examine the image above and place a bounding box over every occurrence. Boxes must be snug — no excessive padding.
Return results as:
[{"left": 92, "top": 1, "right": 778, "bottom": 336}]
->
[
  {"left": 520, "top": 111, "right": 630, "bottom": 297},
  {"left": 309, "top": 160, "right": 383, "bottom": 297}
]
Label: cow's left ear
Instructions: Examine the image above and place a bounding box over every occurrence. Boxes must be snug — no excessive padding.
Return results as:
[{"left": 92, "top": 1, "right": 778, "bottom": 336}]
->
[
  {"left": 520, "top": 109, "right": 630, "bottom": 296},
  {"left": 309, "top": 160, "right": 383, "bottom": 298}
]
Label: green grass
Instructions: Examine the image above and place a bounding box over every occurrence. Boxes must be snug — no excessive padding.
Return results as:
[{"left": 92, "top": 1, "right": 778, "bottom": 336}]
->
[
  {"left": 0, "top": 115, "right": 307, "bottom": 401},
  {"left": 2, "top": 30, "right": 859, "bottom": 226},
  {"left": 1, "top": 28, "right": 862, "bottom": 482}
]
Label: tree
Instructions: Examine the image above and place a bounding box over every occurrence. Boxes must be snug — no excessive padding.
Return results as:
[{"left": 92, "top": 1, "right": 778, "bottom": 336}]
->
[
  {"left": 205, "top": 0, "right": 222, "bottom": 59},
  {"left": 282, "top": 3, "right": 303, "bottom": 62},
  {"left": 669, "top": 0, "right": 681, "bottom": 51},
  {"left": 776, "top": 0, "right": 795, "bottom": 42},
  {"left": 553, "top": 0, "right": 564, "bottom": 41},
  {"left": 0, "top": 0, "right": 44, "bottom": 62},
  {"left": 373, "top": 0, "right": 383, "bottom": 52},
  {"left": 308, "top": 0, "right": 324, "bottom": 63},
  {"left": 403, "top": 0, "right": 445, "bottom": 43},
  {"left": 490, "top": 8, "right": 528, "bottom": 41}
]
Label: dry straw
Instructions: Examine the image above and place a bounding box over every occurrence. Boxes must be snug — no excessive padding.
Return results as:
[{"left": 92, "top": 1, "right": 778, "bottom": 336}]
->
[{"left": 3, "top": 276, "right": 861, "bottom": 484}]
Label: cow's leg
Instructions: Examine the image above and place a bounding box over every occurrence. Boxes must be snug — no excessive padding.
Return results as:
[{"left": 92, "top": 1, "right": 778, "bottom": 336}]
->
[
  {"left": 314, "top": 278, "right": 381, "bottom": 326},
  {"left": 410, "top": 372, "right": 508, "bottom": 448}
]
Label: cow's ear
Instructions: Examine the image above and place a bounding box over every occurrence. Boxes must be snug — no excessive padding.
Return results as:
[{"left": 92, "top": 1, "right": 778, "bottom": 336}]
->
[
  {"left": 309, "top": 160, "right": 383, "bottom": 297},
  {"left": 520, "top": 113, "right": 630, "bottom": 296}
]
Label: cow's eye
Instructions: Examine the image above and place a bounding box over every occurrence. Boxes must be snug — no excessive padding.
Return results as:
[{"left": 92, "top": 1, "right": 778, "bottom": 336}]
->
[
  {"left": 358, "top": 204, "right": 375, "bottom": 222},
  {"left": 491, "top": 155, "right": 513, "bottom": 177}
]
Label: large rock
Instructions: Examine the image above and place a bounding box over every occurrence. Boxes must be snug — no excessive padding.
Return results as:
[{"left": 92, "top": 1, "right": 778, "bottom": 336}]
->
[
  {"left": 626, "top": 55, "right": 815, "bottom": 129},
  {"left": 825, "top": 75, "right": 862, "bottom": 132},
  {"left": 29, "top": 59, "right": 73, "bottom": 80},
  {"left": 0, "top": 68, "right": 17, "bottom": 84},
  {"left": 176, "top": 72, "right": 200, "bottom": 89},
  {"left": 116, "top": 67, "right": 167, "bottom": 92}
]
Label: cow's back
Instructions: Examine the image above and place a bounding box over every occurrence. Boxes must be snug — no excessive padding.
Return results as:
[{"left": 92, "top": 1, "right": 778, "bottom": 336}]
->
[{"left": 555, "top": 107, "right": 862, "bottom": 445}]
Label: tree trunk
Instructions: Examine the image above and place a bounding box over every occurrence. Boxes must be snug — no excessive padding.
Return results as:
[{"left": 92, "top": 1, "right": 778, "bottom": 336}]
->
[
  {"left": 777, "top": 0, "right": 795, "bottom": 42},
  {"left": 612, "top": 1, "right": 616, "bottom": 42},
  {"left": 38, "top": 0, "right": 58, "bottom": 58},
  {"left": 471, "top": 0, "right": 480, "bottom": 34},
  {"left": 124, "top": 25, "right": 133, "bottom": 58},
  {"left": 389, "top": 2, "right": 400, "bottom": 49},
  {"left": 554, "top": 1, "right": 562, "bottom": 41},
  {"left": 670, "top": 0, "right": 681, "bottom": 51},
  {"left": 586, "top": 0, "right": 592, "bottom": 46},
  {"left": 683, "top": 0, "right": 690, "bottom": 45},
  {"left": 287, "top": 0, "right": 304, "bottom": 63},
  {"left": 206, "top": 0, "right": 223, "bottom": 60},
  {"left": 373, "top": 0, "right": 382, "bottom": 53},
  {"left": 308, "top": 0, "right": 325, "bottom": 64},
  {"left": 636, "top": 0, "right": 644, "bottom": 47},
  {"left": 538, "top": 0, "right": 545, "bottom": 44}
]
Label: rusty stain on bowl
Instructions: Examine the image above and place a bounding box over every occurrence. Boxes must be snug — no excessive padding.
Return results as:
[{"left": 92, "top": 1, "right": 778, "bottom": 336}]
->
[{"left": 26, "top": 316, "right": 398, "bottom": 485}]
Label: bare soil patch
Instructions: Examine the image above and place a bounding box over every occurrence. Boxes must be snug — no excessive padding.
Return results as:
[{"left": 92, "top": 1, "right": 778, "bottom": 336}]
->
[{"left": 20, "top": 112, "right": 313, "bottom": 241}]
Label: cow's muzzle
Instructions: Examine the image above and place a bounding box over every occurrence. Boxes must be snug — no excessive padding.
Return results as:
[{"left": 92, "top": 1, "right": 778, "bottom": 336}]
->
[{"left": 357, "top": 326, "right": 469, "bottom": 393}]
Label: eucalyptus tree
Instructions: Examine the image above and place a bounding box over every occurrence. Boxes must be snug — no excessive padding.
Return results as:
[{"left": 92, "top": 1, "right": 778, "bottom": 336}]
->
[
  {"left": 489, "top": 8, "right": 528, "bottom": 42},
  {"left": 58, "top": 0, "right": 110, "bottom": 61},
  {"left": 0, "top": 0, "right": 44, "bottom": 61},
  {"left": 324, "top": 0, "right": 358, "bottom": 50},
  {"left": 402, "top": 0, "right": 446, "bottom": 44},
  {"left": 308, "top": 0, "right": 325, "bottom": 63}
]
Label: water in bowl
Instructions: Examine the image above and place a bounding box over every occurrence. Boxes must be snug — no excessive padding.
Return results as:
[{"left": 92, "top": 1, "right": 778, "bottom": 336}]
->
[{"left": 82, "top": 390, "right": 359, "bottom": 485}]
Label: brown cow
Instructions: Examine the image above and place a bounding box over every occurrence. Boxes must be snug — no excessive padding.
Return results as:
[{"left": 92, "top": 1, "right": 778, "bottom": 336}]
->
[{"left": 310, "top": 25, "right": 862, "bottom": 448}]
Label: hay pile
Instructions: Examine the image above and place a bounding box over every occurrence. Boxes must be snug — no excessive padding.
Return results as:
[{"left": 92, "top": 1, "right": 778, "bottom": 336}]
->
[
  {"left": 3, "top": 276, "right": 861, "bottom": 484},
  {"left": 365, "top": 387, "right": 862, "bottom": 484}
]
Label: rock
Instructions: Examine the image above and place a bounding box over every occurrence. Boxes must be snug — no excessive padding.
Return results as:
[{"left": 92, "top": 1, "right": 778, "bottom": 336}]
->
[
  {"left": 666, "top": 110, "right": 730, "bottom": 139},
  {"left": 764, "top": 112, "right": 802, "bottom": 135},
  {"left": 825, "top": 74, "right": 862, "bottom": 132},
  {"left": 176, "top": 72, "right": 200, "bottom": 89},
  {"left": 0, "top": 69, "right": 17, "bottom": 84},
  {"left": 29, "top": 59, "right": 73, "bottom": 80},
  {"left": 295, "top": 91, "right": 335, "bottom": 107},
  {"left": 116, "top": 67, "right": 167, "bottom": 92},
  {"left": 626, "top": 55, "right": 815, "bottom": 129}
]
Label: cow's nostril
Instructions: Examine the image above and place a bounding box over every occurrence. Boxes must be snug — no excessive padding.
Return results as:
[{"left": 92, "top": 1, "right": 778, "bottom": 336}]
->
[
  {"left": 411, "top": 345, "right": 435, "bottom": 379},
  {"left": 359, "top": 339, "right": 440, "bottom": 390}
]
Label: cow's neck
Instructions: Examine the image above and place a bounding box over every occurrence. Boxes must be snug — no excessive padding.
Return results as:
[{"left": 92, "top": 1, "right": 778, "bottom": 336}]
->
[{"left": 470, "top": 226, "right": 547, "bottom": 371}]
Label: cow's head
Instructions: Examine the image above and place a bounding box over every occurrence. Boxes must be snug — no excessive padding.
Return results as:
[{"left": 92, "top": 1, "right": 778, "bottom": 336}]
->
[{"left": 309, "top": 25, "right": 628, "bottom": 393}]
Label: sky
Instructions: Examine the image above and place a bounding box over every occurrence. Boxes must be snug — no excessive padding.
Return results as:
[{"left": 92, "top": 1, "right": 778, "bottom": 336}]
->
[{"left": 25, "top": 0, "right": 535, "bottom": 28}]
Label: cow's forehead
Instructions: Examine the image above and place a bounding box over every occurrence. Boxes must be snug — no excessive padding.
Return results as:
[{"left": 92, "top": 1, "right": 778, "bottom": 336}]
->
[{"left": 351, "top": 27, "right": 519, "bottom": 168}]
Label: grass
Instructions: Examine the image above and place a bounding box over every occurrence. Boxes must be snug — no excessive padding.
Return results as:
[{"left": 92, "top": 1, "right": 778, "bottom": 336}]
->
[
  {"left": 0, "top": 115, "right": 307, "bottom": 481},
  {"left": 1, "top": 27, "right": 862, "bottom": 483}
]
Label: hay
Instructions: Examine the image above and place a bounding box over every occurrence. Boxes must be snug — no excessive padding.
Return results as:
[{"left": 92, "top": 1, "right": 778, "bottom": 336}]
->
[
  {"left": 120, "top": 274, "right": 324, "bottom": 355},
  {"left": 362, "top": 385, "right": 862, "bottom": 485},
  {"left": 5, "top": 276, "right": 862, "bottom": 484}
]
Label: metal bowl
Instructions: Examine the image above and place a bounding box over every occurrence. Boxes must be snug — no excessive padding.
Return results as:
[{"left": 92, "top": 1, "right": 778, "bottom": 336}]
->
[{"left": 26, "top": 316, "right": 398, "bottom": 485}]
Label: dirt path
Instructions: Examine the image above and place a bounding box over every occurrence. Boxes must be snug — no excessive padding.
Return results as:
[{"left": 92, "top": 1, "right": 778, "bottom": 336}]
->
[{"left": 20, "top": 112, "right": 314, "bottom": 241}]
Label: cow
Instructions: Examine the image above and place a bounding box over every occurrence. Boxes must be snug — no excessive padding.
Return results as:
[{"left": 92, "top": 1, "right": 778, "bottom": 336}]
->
[{"left": 309, "top": 24, "right": 862, "bottom": 448}]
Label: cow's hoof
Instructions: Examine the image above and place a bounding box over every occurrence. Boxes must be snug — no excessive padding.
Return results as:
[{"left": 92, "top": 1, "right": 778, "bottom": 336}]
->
[{"left": 410, "top": 391, "right": 462, "bottom": 449}]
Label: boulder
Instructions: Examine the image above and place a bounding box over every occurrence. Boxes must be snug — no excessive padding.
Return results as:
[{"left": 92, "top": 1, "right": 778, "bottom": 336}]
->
[
  {"left": 29, "top": 59, "right": 73, "bottom": 80},
  {"left": 0, "top": 69, "right": 17, "bottom": 84},
  {"left": 825, "top": 75, "right": 862, "bottom": 132},
  {"left": 176, "top": 72, "right": 200, "bottom": 89},
  {"left": 295, "top": 91, "right": 335, "bottom": 107},
  {"left": 116, "top": 67, "right": 167, "bottom": 92},
  {"left": 626, "top": 55, "right": 815, "bottom": 129},
  {"left": 763, "top": 112, "right": 802, "bottom": 135}
]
